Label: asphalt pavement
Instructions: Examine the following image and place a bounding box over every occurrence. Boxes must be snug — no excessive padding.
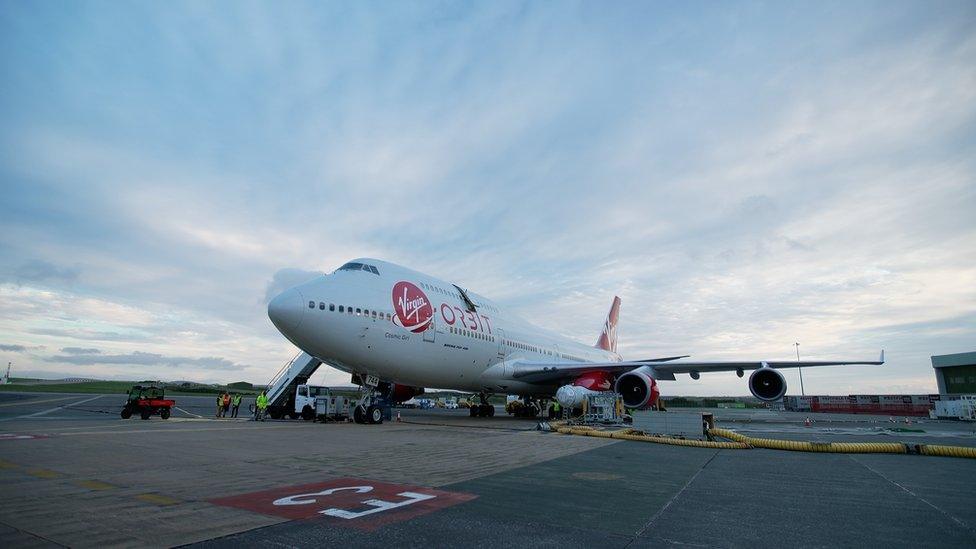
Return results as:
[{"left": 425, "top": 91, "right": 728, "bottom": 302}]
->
[{"left": 0, "top": 391, "right": 973, "bottom": 548}]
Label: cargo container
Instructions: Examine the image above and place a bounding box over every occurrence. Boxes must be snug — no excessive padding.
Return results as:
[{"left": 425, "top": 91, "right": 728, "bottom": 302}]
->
[{"left": 784, "top": 394, "right": 941, "bottom": 416}]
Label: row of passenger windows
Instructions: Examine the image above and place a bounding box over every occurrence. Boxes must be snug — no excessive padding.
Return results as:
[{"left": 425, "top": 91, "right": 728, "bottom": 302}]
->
[
  {"left": 505, "top": 340, "right": 550, "bottom": 355},
  {"left": 309, "top": 301, "right": 393, "bottom": 321},
  {"left": 449, "top": 326, "right": 495, "bottom": 342},
  {"left": 307, "top": 299, "right": 586, "bottom": 360},
  {"left": 501, "top": 339, "right": 586, "bottom": 361},
  {"left": 419, "top": 282, "right": 499, "bottom": 314}
]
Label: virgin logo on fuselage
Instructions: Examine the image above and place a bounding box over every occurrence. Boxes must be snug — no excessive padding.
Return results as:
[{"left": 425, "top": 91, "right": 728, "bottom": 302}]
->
[{"left": 392, "top": 281, "right": 433, "bottom": 333}]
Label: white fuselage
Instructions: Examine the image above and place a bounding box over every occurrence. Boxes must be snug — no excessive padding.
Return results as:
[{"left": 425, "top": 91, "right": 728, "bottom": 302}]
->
[{"left": 268, "top": 258, "right": 619, "bottom": 395}]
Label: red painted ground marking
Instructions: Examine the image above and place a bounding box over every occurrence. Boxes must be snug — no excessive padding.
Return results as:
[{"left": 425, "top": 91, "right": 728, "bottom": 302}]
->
[
  {"left": 0, "top": 433, "right": 47, "bottom": 441},
  {"left": 209, "top": 477, "right": 476, "bottom": 531}
]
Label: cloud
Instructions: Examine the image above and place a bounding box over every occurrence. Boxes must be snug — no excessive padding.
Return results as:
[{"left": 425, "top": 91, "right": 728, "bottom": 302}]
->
[
  {"left": 0, "top": 343, "right": 45, "bottom": 352},
  {"left": 28, "top": 328, "right": 151, "bottom": 342},
  {"left": 60, "top": 347, "right": 102, "bottom": 354},
  {"left": 0, "top": 3, "right": 972, "bottom": 392},
  {"left": 264, "top": 268, "right": 323, "bottom": 304},
  {"left": 5, "top": 260, "right": 80, "bottom": 285},
  {"left": 45, "top": 351, "right": 244, "bottom": 371},
  {"left": 1, "top": 344, "right": 28, "bottom": 352}
]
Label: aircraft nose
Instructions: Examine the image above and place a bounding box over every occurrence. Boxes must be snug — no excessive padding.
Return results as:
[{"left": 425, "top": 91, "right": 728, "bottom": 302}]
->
[{"left": 268, "top": 287, "right": 305, "bottom": 333}]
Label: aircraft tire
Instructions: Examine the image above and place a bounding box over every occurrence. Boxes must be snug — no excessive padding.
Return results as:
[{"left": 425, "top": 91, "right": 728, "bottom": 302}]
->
[
  {"left": 486, "top": 404, "right": 495, "bottom": 417},
  {"left": 367, "top": 405, "right": 383, "bottom": 424},
  {"left": 469, "top": 406, "right": 479, "bottom": 417},
  {"left": 353, "top": 405, "right": 367, "bottom": 424}
]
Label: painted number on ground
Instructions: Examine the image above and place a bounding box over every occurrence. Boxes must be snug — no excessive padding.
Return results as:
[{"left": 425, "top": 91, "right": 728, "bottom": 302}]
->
[
  {"left": 209, "top": 478, "right": 476, "bottom": 531},
  {"left": 273, "top": 485, "right": 436, "bottom": 519}
]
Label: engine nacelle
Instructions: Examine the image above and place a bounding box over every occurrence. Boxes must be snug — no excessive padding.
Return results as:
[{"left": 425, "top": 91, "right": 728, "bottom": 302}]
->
[
  {"left": 556, "top": 385, "right": 599, "bottom": 408},
  {"left": 614, "top": 366, "right": 660, "bottom": 409},
  {"left": 391, "top": 383, "right": 424, "bottom": 403},
  {"left": 748, "top": 367, "right": 787, "bottom": 401}
]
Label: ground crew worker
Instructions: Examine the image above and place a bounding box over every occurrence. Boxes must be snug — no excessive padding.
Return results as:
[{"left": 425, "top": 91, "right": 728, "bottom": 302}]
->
[
  {"left": 222, "top": 392, "right": 231, "bottom": 417},
  {"left": 551, "top": 401, "right": 561, "bottom": 419},
  {"left": 216, "top": 393, "right": 223, "bottom": 417},
  {"left": 256, "top": 391, "right": 268, "bottom": 421},
  {"left": 231, "top": 393, "right": 242, "bottom": 418}
]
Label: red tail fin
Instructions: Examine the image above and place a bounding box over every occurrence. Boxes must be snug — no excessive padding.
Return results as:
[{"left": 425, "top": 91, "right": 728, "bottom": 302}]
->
[{"left": 595, "top": 296, "right": 621, "bottom": 353}]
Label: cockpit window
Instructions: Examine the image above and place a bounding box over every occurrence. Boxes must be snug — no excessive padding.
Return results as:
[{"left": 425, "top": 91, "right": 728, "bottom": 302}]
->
[{"left": 336, "top": 262, "right": 380, "bottom": 276}]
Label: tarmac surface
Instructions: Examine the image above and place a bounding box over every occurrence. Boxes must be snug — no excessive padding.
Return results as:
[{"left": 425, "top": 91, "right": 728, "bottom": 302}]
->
[{"left": 0, "top": 391, "right": 974, "bottom": 548}]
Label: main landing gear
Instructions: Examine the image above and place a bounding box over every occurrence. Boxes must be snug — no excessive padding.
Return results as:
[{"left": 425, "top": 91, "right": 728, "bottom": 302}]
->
[
  {"left": 505, "top": 397, "right": 555, "bottom": 418},
  {"left": 353, "top": 386, "right": 385, "bottom": 425},
  {"left": 469, "top": 393, "right": 495, "bottom": 417}
]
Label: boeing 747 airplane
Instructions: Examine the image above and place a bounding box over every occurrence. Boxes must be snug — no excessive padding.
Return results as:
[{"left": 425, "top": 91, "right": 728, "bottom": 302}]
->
[{"left": 267, "top": 258, "right": 883, "bottom": 423}]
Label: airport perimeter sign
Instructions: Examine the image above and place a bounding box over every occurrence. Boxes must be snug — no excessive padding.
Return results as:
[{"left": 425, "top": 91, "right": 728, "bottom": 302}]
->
[{"left": 209, "top": 477, "right": 477, "bottom": 531}]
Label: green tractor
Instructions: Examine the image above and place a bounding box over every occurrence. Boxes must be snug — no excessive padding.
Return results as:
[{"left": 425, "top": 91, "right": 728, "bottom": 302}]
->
[{"left": 121, "top": 385, "right": 176, "bottom": 420}]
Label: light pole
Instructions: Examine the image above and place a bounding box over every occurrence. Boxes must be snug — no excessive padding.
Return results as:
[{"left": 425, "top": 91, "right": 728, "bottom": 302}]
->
[{"left": 794, "top": 342, "right": 805, "bottom": 396}]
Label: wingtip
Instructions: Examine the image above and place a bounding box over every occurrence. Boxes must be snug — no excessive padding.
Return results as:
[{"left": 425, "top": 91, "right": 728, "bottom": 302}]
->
[{"left": 879, "top": 349, "right": 885, "bottom": 364}]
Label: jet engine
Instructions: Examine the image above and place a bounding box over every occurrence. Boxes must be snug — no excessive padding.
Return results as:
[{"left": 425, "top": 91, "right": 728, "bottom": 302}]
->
[
  {"left": 555, "top": 385, "right": 599, "bottom": 408},
  {"left": 390, "top": 383, "right": 425, "bottom": 403},
  {"left": 613, "top": 366, "right": 660, "bottom": 409},
  {"left": 748, "top": 367, "right": 786, "bottom": 401}
]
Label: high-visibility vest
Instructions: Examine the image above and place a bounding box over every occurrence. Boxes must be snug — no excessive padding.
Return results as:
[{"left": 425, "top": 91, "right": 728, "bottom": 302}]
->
[
  {"left": 232, "top": 395, "right": 242, "bottom": 406},
  {"left": 257, "top": 395, "right": 268, "bottom": 408}
]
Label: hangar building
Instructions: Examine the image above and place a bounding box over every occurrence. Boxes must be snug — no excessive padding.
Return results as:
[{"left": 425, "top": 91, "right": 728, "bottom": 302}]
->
[{"left": 932, "top": 351, "right": 976, "bottom": 395}]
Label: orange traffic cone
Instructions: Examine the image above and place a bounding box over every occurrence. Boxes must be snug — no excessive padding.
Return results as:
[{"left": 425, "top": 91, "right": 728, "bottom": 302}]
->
[{"left": 804, "top": 417, "right": 812, "bottom": 427}]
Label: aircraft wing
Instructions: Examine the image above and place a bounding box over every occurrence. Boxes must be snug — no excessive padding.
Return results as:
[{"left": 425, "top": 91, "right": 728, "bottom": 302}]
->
[{"left": 506, "top": 351, "right": 884, "bottom": 384}]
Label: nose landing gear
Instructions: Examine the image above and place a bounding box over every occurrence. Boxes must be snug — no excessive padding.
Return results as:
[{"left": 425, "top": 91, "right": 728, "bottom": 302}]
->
[{"left": 353, "top": 385, "right": 386, "bottom": 424}]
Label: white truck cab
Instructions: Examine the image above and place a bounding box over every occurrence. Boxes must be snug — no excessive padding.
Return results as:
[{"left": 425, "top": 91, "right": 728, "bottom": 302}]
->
[
  {"left": 295, "top": 385, "right": 328, "bottom": 420},
  {"left": 294, "top": 384, "right": 352, "bottom": 421}
]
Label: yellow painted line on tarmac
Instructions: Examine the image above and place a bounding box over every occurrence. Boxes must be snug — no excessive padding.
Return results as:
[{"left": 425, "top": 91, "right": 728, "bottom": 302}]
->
[
  {"left": 0, "top": 459, "right": 19, "bottom": 469},
  {"left": 0, "top": 395, "right": 80, "bottom": 408},
  {"left": 75, "top": 480, "right": 116, "bottom": 491},
  {"left": 26, "top": 468, "right": 62, "bottom": 479},
  {"left": 135, "top": 493, "right": 181, "bottom": 506}
]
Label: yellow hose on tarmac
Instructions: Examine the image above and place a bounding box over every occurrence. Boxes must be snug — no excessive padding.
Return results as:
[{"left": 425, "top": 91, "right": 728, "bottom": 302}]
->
[
  {"left": 548, "top": 423, "right": 976, "bottom": 458},
  {"left": 709, "top": 428, "right": 905, "bottom": 454},
  {"left": 918, "top": 444, "right": 976, "bottom": 459},
  {"left": 709, "top": 428, "right": 976, "bottom": 459},
  {"left": 554, "top": 426, "right": 751, "bottom": 449}
]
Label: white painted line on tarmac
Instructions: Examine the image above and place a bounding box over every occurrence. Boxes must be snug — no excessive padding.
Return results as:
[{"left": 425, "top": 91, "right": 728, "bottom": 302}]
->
[
  {"left": 0, "top": 395, "right": 105, "bottom": 422},
  {"left": 54, "top": 424, "right": 311, "bottom": 436},
  {"left": 849, "top": 455, "right": 974, "bottom": 535},
  {"left": 0, "top": 395, "right": 80, "bottom": 408},
  {"left": 174, "top": 406, "right": 203, "bottom": 418}
]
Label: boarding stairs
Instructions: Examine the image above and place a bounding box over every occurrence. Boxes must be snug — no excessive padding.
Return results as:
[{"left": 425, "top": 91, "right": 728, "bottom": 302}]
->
[{"left": 266, "top": 352, "right": 323, "bottom": 410}]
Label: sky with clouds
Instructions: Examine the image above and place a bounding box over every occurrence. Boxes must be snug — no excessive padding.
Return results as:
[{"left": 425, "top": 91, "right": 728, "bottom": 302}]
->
[{"left": 1, "top": 1, "right": 973, "bottom": 395}]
